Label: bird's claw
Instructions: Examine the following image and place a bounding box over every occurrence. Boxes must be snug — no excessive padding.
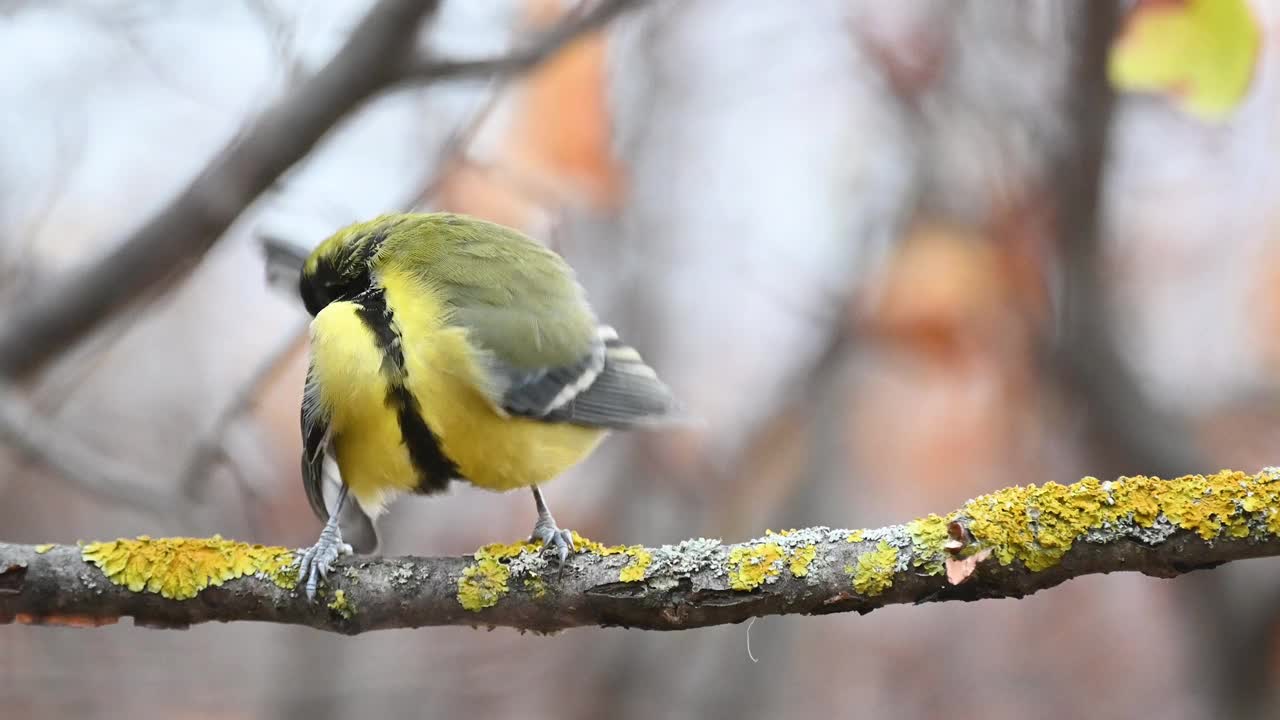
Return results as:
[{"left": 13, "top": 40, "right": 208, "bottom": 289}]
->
[
  {"left": 297, "top": 524, "right": 352, "bottom": 601},
  {"left": 531, "top": 521, "right": 576, "bottom": 572}
]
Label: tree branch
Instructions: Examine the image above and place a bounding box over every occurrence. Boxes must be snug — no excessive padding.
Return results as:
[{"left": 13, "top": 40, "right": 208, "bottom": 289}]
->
[
  {"left": 398, "top": 0, "right": 642, "bottom": 81},
  {"left": 0, "top": 382, "right": 180, "bottom": 520},
  {"left": 3, "top": 469, "right": 1278, "bottom": 634},
  {"left": 0, "top": 0, "right": 439, "bottom": 380},
  {"left": 1048, "top": 0, "right": 1206, "bottom": 479},
  {"left": 177, "top": 320, "right": 307, "bottom": 502},
  {"left": 0, "top": 0, "right": 647, "bottom": 380}
]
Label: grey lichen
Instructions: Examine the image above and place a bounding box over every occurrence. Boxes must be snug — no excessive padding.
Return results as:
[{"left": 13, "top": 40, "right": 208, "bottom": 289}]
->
[
  {"left": 1081, "top": 514, "right": 1179, "bottom": 546},
  {"left": 844, "top": 524, "right": 918, "bottom": 572},
  {"left": 390, "top": 565, "right": 415, "bottom": 587},
  {"left": 646, "top": 537, "right": 724, "bottom": 578},
  {"left": 765, "top": 527, "right": 838, "bottom": 580},
  {"left": 505, "top": 550, "right": 551, "bottom": 579}
]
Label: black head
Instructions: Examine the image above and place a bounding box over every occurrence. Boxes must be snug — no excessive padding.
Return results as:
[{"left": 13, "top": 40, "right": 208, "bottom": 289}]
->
[
  {"left": 298, "top": 223, "right": 391, "bottom": 316},
  {"left": 298, "top": 254, "right": 356, "bottom": 316}
]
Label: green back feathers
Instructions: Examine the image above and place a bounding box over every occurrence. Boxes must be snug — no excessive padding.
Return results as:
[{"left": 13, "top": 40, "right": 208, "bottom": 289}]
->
[
  {"left": 375, "top": 213, "right": 598, "bottom": 370},
  {"left": 304, "top": 213, "right": 598, "bottom": 369},
  {"left": 303, "top": 212, "right": 679, "bottom": 429}
]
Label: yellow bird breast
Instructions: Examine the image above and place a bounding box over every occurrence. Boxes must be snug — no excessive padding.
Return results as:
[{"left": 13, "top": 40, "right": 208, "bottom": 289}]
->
[{"left": 307, "top": 272, "right": 606, "bottom": 517}]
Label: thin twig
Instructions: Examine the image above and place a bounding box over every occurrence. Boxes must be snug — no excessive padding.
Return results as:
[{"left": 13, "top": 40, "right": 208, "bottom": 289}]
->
[
  {"left": 0, "top": 383, "right": 178, "bottom": 519},
  {"left": 416, "top": 82, "right": 512, "bottom": 206},
  {"left": 178, "top": 320, "right": 308, "bottom": 502},
  {"left": 398, "top": 0, "right": 642, "bottom": 82}
]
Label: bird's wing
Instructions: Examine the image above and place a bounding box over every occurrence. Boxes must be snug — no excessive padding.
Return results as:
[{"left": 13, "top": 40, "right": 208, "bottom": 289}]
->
[
  {"left": 301, "top": 360, "right": 379, "bottom": 553},
  {"left": 474, "top": 322, "right": 680, "bottom": 429},
  {"left": 300, "top": 363, "right": 330, "bottom": 522},
  {"left": 405, "top": 222, "right": 682, "bottom": 429},
  {"left": 512, "top": 324, "right": 680, "bottom": 429},
  {"left": 447, "top": 293, "right": 680, "bottom": 429}
]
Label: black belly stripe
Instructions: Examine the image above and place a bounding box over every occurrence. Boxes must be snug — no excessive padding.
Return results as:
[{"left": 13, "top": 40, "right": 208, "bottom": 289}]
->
[
  {"left": 354, "top": 287, "right": 461, "bottom": 494},
  {"left": 387, "top": 384, "right": 458, "bottom": 493}
]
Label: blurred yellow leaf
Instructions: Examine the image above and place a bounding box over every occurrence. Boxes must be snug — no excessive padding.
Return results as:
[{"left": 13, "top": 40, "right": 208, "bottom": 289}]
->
[{"left": 1109, "top": 0, "right": 1260, "bottom": 122}]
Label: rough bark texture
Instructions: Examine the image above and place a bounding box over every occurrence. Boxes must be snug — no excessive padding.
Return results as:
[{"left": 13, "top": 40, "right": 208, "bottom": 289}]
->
[{"left": 3, "top": 470, "right": 1279, "bottom": 635}]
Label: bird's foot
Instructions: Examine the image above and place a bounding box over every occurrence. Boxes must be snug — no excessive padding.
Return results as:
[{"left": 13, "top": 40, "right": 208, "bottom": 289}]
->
[
  {"left": 531, "top": 516, "right": 576, "bottom": 572},
  {"left": 297, "top": 522, "right": 352, "bottom": 601}
]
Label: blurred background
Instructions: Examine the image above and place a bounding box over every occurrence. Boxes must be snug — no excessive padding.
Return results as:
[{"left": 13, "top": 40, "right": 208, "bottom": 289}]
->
[{"left": 3, "top": 0, "right": 1280, "bottom": 718}]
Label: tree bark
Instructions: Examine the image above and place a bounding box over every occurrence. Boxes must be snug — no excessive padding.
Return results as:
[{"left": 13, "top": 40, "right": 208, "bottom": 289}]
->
[{"left": 3, "top": 469, "right": 1277, "bottom": 635}]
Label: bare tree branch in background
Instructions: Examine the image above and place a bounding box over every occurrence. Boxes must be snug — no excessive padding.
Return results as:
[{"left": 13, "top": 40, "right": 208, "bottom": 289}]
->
[
  {"left": 3, "top": 469, "right": 1277, "bottom": 635},
  {"left": 244, "top": 0, "right": 309, "bottom": 87},
  {"left": 0, "top": 0, "right": 438, "bottom": 379},
  {"left": 399, "top": 0, "right": 640, "bottom": 81},
  {"left": 177, "top": 320, "right": 307, "bottom": 503},
  {"left": 417, "top": 87, "right": 520, "bottom": 205},
  {"left": 1046, "top": 6, "right": 1280, "bottom": 717},
  {"left": 0, "top": 0, "right": 647, "bottom": 380},
  {"left": 1, "top": 114, "right": 87, "bottom": 292},
  {"left": 0, "top": 383, "right": 181, "bottom": 521},
  {"left": 1049, "top": 0, "right": 1205, "bottom": 480}
]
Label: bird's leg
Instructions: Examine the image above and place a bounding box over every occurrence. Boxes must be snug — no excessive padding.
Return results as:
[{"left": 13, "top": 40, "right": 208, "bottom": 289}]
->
[
  {"left": 530, "top": 485, "right": 575, "bottom": 571},
  {"left": 297, "top": 483, "right": 354, "bottom": 601}
]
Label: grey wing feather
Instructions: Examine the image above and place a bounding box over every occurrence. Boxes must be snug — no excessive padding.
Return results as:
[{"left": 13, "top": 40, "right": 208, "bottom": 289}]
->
[
  {"left": 499, "top": 336, "right": 606, "bottom": 418},
  {"left": 499, "top": 326, "right": 680, "bottom": 430},
  {"left": 301, "top": 370, "right": 330, "bottom": 523},
  {"left": 301, "top": 365, "right": 379, "bottom": 554}
]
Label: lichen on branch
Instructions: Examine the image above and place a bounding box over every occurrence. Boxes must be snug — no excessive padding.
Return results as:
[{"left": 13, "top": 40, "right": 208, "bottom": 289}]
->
[
  {"left": 3, "top": 469, "right": 1280, "bottom": 634},
  {"left": 81, "top": 535, "right": 297, "bottom": 599}
]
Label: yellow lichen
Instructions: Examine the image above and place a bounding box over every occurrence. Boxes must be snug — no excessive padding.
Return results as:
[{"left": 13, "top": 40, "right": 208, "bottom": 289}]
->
[
  {"left": 619, "top": 547, "right": 652, "bottom": 582},
  {"left": 1156, "top": 472, "right": 1255, "bottom": 540},
  {"left": 727, "top": 543, "right": 785, "bottom": 591},
  {"left": 960, "top": 470, "right": 1280, "bottom": 573},
  {"left": 473, "top": 540, "right": 541, "bottom": 561},
  {"left": 81, "top": 535, "right": 296, "bottom": 600},
  {"left": 571, "top": 532, "right": 614, "bottom": 556},
  {"left": 327, "top": 589, "right": 354, "bottom": 619},
  {"left": 34, "top": 544, "right": 54, "bottom": 554},
  {"left": 456, "top": 534, "right": 655, "bottom": 609},
  {"left": 789, "top": 544, "right": 817, "bottom": 577},
  {"left": 847, "top": 530, "right": 865, "bottom": 543},
  {"left": 852, "top": 541, "right": 898, "bottom": 596},
  {"left": 524, "top": 576, "right": 548, "bottom": 599},
  {"left": 1266, "top": 497, "right": 1280, "bottom": 538},
  {"left": 562, "top": 533, "right": 655, "bottom": 580},
  {"left": 906, "top": 514, "right": 951, "bottom": 575},
  {"left": 1106, "top": 476, "right": 1161, "bottom": 526},
  {"left": 456, "top": 543, "right": 525, "bottom": 612},
  {"left": 457, "top": 557, "right": 510, "bottom": 611}
]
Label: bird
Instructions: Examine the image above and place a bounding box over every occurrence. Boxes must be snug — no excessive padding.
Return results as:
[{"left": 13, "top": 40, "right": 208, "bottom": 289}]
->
[{"left": 294, "top": 212, "right": 681, "bottom": 599}]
